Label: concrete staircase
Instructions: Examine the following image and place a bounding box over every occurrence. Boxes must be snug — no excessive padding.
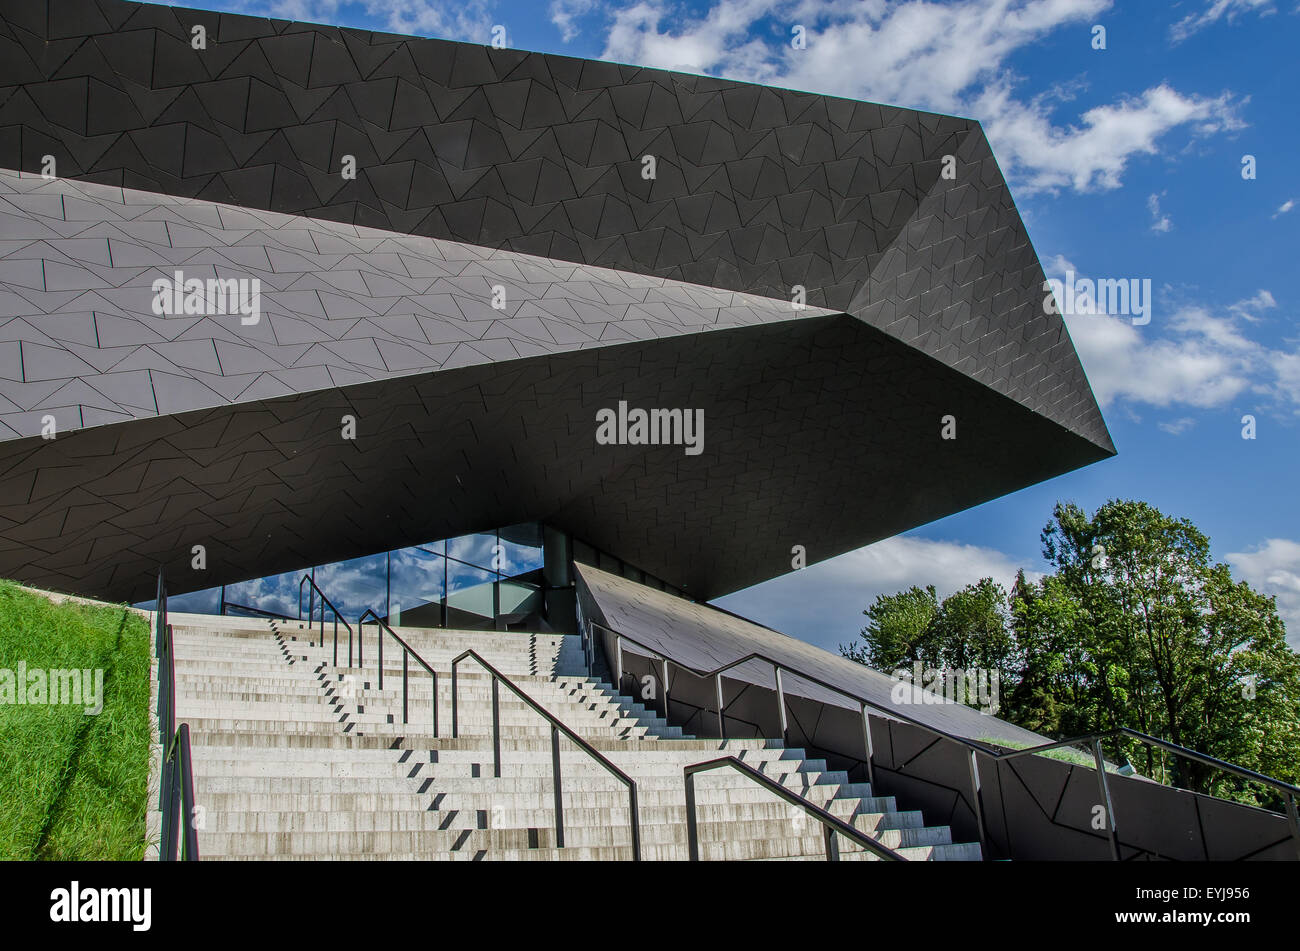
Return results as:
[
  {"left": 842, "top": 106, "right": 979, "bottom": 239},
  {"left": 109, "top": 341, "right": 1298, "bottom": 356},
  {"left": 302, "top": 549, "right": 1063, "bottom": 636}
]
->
[{"left": 164, "top": 612, "right": 982, "bottom": 861}]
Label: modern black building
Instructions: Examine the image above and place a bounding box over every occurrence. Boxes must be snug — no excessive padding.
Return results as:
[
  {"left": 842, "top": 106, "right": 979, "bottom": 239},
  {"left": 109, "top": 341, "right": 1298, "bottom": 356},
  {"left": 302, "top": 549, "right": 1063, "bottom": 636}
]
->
[{"left": 5, "top": 0, "right": 1291, "bottom": 861}]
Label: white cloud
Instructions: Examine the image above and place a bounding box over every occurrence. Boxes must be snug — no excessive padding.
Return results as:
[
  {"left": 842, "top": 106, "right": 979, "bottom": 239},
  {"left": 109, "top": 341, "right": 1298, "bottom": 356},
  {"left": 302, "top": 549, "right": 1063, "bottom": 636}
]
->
[
  {"left": 1055, "top": 268, "right": 1295, "bottom": 414},
  {"left": 590, "top": 0, "right": 1243, "bottom": 196},
  {"left": 1158, "top": 416, "right": 1197, "bottom": 435},
  {"left": 242, "top": 0, "right": 495, "bottom": 41},
  {"left": 1147, "top": 192, "right": 1173, "bottom": 233},
  {"left": 1226, "top": 538, "right": 1300, "bottom": 649},
  {"left": 550, "top": 0, "right": 599, "bottom": 41},
  {"left": 715, "top": 535, "right": 1037, "bottom": 653},
  {"left": 1274, "top": 199, "right": 1295, "bottom": 218},
  {"left": 973, "top": 81, "right": 1241, "bottom": 194},
  {"left": 1229, "top": 288, "right": 1277, "bottom": 322},
  {"left": 1171, "top": 0, "right": 1275, "bottom": 43}
]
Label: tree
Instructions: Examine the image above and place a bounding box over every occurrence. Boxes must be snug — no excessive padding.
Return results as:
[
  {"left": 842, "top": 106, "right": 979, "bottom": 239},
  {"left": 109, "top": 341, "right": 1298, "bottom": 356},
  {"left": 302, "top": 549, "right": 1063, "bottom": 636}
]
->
[
  {"left": 841, "top": 584, "right": 938, "bottom": 671},
  {"left": 841, "top": 579, "right": 1015, "bottom": 708},
  {"left": 842, "top": 501, "right": 1300, "bottom": 806}
]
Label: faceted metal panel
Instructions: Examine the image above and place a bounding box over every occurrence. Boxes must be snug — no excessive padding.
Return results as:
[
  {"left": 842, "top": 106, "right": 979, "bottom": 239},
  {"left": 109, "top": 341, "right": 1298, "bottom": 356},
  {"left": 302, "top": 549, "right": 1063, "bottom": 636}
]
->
[
  {"left": 0, "top": 303, "right": 1108, "bottom": 603},
  {"left": 0, "top": 0, "right": 1112, "bottom": 450},
  {"left": 574, "top": 560, "right": 1047, "bottom": 748},
  {"left": 0, "top": 0, "right": 1115, "bottom": 604},
  {"left": 0, "top": 168, "right": 835, "bottom": 440}
]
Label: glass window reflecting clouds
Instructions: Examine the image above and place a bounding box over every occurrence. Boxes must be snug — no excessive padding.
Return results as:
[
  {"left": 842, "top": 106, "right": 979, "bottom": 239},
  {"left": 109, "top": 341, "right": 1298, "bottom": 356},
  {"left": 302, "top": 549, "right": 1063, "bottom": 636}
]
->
[
  {"left": 144, "top": 522, "right": 670, "bottom": 635},
  {"left": 313, "top": 551, "right": 387, "bottom": 622}
]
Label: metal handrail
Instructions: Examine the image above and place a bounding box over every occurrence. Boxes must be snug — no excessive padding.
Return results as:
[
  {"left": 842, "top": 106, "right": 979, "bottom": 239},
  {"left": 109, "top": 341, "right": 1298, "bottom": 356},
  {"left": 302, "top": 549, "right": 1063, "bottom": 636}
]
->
[
  {"left": 221, "top": 599, "right": 296, "bottom": 621},
  {"left": 590, "top": 619, "right": 1300, "bottom": 861},
  {"left": 153, "top": 569, "right": 199, "bottom": 861},
  {"left": 160, "top": 723, "right": 200, "bottom": 861},
  {"left": 452, "top": 648, "right": 641, "bottom": 860},
  {"left": 683, "top": 756, "right": 906, "bottom": 861},
  {"left": 298, "top": 575, "right": 355, "bottom": 666},
  {"left": 357, "top": 609, "right": 438, "bottom": 737}
]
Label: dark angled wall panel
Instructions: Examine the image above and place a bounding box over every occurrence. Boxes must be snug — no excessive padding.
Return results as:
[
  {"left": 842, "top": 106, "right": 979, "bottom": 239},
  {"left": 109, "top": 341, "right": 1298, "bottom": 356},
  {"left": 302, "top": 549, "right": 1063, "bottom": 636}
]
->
[
  {"left": 0, "top": 0, "right": 1112, "bottom": 446},
  {"left": 0, "top": 0, "right": 1114, "bottom": 605}
]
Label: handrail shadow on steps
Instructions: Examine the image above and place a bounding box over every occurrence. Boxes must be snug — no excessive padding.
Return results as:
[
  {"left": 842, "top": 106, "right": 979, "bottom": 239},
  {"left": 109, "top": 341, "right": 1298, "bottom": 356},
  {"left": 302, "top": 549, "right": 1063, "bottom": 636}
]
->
[
  {"left": 449, "top": 648, "right": 642, "bottom": 860},
  {"left": 339, "top": 612, "right": 642, "bottom": 859},
  {"left": 357, "top": 609, "right": 439, "bottom": 737}
]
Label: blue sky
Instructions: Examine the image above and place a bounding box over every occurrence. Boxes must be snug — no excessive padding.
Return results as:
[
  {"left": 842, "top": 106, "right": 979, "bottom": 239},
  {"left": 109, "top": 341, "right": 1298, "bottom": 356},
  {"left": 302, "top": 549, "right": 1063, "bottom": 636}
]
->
[{"left": 193, "top": 0, "right": 1299, "bottom": 650}]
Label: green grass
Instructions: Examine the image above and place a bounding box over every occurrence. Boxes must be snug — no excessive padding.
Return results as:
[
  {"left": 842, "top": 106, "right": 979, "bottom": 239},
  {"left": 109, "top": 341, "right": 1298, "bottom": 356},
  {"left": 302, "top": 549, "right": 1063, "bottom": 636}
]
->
[
  {"left": 0, "top": 580, "right": 152, "bottom": 860},
  {"left": 979, "top": 736, "right": 1124, "bottom": 772}
]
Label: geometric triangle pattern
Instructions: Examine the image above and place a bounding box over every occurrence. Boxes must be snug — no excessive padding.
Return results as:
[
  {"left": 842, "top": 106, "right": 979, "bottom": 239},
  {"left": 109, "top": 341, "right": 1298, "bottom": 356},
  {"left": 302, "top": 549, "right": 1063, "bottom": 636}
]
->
[
  {"left": 0, "top": 0, "right": 1110, "bottom": 451},
  {"left": 0, "top": 0, "right": 1115, "bottom": 603},
  {"left": 0, "top": 167, "right": 838, "bottom": 440}
]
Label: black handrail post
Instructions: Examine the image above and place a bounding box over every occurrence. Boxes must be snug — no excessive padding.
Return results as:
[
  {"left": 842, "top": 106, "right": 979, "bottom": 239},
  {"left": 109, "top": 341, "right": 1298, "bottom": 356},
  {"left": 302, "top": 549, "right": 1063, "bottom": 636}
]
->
[
  {"left": 159, "top": 754, "right": 175, "bottom": 861},
  {"left": 376, "top": 618, "right": 384, "bottom": 690},
  {"left": 714, "top": 673, "right": 725, "bottom": 740},
  {"left": 155, "top": 569, "right": 165, "bottom": 655},
  {"left": 166, "top": 749, "right": 182, "bottom": 861},
  {"left": 628, "top": 784, "right": 641, "bottom": 861},
  {"left": 551, "top": 724, "right": 565, "bottom": 849},
  {"left": 968, "top": 748, "right": 989, "bottom": 861},
  {"left": 431, "top": 670, "right": 438, "bottom": 738},
  {"left": 860, "top": 703, "right": 875, "bottom": 788},
  {"left": 1093, "top": 738, "right": 1121, "bottom": 861},
  {"left": 684, "top": 771, "right": 700, "bottom": 861},
  {"left": 1286, "top": 793, "right": 1300, "bottom": 861},
  {"left": 491, "top": 676, "right": 501, "bottom": 779},
  {"left": 164, "top": 624, "right": 175, "bottom": 742},
  {"left": 402, "top": 649, "right": 409, "bottom": 724},
  {"left": 177, "top": 724, "right": 199, "bottom": 861},
  {"left": 661, "top": 659, "right": 671, "bottom": 720},
  {"left": 451, "top": 664, "right": 459, "bottom": 738},
  {"left": 823, "top": 823, "right": 840, "bottom": 861},
  {"left": 774, "top": 664, "right": 788, "bottom": 745}
]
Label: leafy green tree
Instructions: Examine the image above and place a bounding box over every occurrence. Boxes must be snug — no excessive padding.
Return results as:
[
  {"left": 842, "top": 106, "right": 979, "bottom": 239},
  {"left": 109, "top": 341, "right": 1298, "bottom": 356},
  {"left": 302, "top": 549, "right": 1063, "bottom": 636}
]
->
[
  {"left": 841, "top": 578, "right": 1015, "bottom": 708},
  {"left": 843, "top": 500, "right": 1300, "bottom": 806},
  {"left": 841, "top": 584, "right": 939, "bottom": 671}
]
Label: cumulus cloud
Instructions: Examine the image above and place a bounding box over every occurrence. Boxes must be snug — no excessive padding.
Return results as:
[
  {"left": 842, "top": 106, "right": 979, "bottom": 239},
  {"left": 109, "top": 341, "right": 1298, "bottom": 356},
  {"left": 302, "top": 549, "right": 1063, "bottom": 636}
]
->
[
  {"left": 715, "top": 535, "right": 1038, "bottom": 653},
  {"left": 1226, "top": 539, "right": 1300, "bottom": 649},
  {"left": 973, "top": 81, "right": 1241, "bottom": 194},
  {"left": 588, "top": 0, "right": 1243, "bottom": 196},
  {"left": 1047, "top": 257, "right": 1292, "bottom": 415}
]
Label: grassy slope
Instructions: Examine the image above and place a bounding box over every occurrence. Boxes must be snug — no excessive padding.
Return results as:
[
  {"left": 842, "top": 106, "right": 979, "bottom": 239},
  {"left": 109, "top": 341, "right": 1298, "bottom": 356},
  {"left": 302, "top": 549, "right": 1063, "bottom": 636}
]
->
[{"left": 0, "top": 581, "right": 151, "bottom": 860}]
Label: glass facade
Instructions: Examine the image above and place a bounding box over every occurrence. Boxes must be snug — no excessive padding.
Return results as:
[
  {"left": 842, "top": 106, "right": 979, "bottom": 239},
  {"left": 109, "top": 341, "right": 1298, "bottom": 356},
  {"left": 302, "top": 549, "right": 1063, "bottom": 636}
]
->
[{"left": 142, "top": 521, "right": 688, "bottom": 633}]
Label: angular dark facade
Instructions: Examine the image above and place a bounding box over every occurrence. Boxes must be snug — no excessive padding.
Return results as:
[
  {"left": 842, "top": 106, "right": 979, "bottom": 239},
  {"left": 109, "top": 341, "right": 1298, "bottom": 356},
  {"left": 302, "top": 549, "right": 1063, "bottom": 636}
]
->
[{"left": 0, "top": 0, "right": 1113, "bottom": 608}]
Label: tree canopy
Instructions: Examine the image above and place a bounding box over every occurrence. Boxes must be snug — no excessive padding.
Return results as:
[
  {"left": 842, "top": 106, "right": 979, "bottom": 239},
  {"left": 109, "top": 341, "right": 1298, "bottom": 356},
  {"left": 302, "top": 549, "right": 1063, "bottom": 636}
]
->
[{"left": 840, "top": 499, "right": 1300, "bottom": 806}]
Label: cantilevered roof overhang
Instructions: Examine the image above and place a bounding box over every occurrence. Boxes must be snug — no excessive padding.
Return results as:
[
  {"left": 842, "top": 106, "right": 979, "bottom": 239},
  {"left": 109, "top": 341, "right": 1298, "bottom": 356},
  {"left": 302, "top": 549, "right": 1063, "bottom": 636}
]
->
[{"left": 0, "top": 0, "right": 1112, "bottom": 603}]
